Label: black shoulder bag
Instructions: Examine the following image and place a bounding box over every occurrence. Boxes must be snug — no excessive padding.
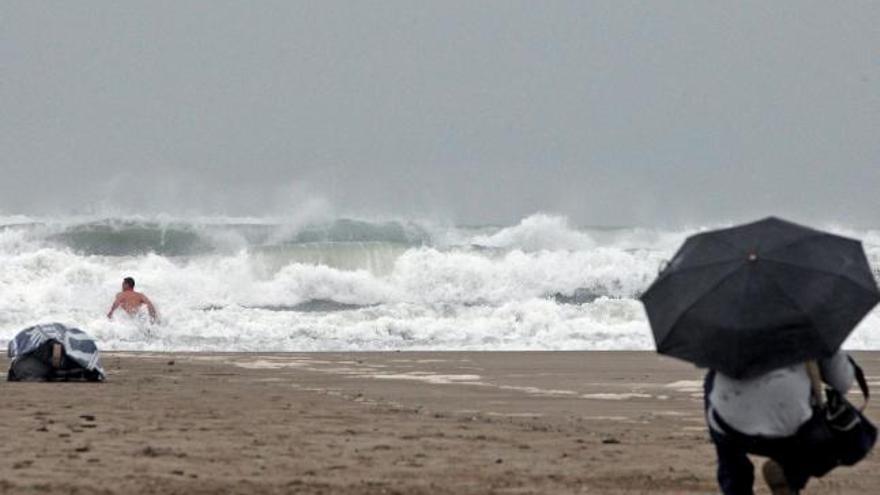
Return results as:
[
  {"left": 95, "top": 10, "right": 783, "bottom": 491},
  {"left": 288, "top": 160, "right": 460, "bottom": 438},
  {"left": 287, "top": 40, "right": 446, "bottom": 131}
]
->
[{"left": 799, "top": 357, "right": 877, "bottom": 477}]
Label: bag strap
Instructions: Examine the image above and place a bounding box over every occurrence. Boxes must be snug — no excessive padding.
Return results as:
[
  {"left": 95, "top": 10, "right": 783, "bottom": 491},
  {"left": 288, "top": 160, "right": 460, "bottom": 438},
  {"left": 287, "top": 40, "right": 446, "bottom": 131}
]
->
[{"left": 848, "top": 356, "right": 871, "bottom": 412}]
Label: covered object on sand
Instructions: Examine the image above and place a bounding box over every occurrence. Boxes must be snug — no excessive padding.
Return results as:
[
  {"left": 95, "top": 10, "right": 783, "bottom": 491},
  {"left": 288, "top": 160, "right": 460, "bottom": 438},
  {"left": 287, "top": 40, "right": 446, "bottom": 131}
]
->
[{"left": 8, "top": 323, "right": 106, "bottom": 381}]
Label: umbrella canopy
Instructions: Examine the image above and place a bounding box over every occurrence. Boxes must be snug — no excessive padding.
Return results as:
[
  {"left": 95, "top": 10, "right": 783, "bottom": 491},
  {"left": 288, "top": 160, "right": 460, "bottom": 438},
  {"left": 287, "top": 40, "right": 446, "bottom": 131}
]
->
[{"left": 641, "top": 217, "right": 880, "bottom": 378}]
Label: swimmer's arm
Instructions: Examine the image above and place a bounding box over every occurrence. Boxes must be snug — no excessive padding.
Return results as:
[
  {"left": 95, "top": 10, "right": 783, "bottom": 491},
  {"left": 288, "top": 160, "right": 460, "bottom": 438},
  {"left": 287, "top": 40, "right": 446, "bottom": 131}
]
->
[
  {"left": 143, "top": 295, "right": 159, "bottom": 323},
  {"left": 107, "top": 294, "right": 122, "bottom": 319}
]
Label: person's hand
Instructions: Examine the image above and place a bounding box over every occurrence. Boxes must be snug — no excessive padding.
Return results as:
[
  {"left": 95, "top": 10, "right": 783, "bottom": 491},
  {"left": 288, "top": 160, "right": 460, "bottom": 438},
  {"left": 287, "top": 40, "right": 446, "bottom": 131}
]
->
[{"left": 107, "top": 312, "right": 113, "bottom": 320}]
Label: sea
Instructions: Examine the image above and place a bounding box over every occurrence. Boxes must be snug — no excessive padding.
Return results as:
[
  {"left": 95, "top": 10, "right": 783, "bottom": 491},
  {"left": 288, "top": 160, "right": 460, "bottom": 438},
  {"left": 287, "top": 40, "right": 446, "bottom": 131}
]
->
[{"left": 2, "top": 213, "right": 879, "bottom": 352}]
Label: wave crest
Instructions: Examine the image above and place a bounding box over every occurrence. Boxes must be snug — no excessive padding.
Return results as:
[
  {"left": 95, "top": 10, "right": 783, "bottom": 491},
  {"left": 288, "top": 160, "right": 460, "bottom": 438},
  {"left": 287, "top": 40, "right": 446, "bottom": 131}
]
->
[{"left": 471, "top": 214, "right": 595, "bottom": 251}]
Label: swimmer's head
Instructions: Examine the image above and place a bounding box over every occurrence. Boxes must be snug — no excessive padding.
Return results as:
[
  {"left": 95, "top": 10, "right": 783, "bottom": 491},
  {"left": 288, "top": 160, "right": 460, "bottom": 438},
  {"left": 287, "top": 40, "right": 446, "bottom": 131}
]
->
[{"left": 123, "top": 277, "right": 135, "bottom": 290}]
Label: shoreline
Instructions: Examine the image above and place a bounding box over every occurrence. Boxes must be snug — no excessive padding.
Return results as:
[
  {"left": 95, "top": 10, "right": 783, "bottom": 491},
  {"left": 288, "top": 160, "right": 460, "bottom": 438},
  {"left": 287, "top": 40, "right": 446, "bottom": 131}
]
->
[{"left": 1, "top": 351, "right": 878, "bottom": 494}]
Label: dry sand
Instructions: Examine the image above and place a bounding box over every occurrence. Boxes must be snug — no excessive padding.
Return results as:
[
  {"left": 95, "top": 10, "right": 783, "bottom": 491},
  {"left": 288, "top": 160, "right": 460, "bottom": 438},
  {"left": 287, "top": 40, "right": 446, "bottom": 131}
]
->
[{"left": 0, "top": 351, "right": 878, "bottom": 494}]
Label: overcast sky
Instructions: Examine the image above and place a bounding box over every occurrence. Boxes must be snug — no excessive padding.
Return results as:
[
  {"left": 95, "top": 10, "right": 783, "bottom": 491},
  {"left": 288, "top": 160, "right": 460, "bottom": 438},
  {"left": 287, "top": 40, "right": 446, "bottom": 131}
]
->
[{"left": 2, "top": 1, "right": 878, "bottom": 226}]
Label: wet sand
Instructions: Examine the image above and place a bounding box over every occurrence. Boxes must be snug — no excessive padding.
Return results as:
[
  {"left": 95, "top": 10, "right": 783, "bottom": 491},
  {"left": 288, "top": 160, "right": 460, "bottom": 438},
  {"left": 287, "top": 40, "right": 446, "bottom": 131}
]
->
[{"left": 0, "top": 351, "right": 878, "bottom": 494}]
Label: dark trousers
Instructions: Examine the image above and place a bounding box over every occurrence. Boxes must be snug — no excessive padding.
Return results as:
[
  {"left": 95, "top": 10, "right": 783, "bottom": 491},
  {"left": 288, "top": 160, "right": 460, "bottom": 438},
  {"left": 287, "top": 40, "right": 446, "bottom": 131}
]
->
[{"left": 704, "top": 372, "right": 811, "bottom": 495}]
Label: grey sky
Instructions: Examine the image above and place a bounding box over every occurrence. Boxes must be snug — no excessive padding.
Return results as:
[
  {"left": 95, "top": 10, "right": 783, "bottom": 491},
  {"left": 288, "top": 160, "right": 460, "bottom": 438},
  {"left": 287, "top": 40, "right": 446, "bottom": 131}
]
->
[{"left": 2, "top": 1, "right": 878, "bottom": 226}]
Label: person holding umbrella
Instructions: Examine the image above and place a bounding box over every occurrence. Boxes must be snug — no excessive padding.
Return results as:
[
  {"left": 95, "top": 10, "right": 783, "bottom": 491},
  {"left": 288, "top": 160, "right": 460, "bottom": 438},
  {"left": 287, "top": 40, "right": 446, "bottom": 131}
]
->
[
  {"left": 704, "top": 351, "right": 854, "bottom": 493},
  {"left": 641, "top": 217, "right": 879, "bottom": 495}
]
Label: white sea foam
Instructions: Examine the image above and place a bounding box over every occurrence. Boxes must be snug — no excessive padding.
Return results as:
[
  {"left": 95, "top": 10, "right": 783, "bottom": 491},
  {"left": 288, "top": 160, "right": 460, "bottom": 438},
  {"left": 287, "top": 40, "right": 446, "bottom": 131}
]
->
[
  {"left": 470, "top": 214, "right": 596, "bottom": 251},
  {"left": 1, "top": 213, "right": 878, "bottom": 352}
]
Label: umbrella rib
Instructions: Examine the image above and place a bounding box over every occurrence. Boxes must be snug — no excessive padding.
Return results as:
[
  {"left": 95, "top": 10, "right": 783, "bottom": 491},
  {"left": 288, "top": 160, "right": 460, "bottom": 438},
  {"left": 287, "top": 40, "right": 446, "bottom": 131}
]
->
[
  {"left": 652, "top": 232, "right": 745, "bottom": 282},
  {"left": 685, "top": 231, "right": 743, "bottom": 256},
  {"left": 760, "top": 267, "right": 831, "bottom": 355},
  {"left": 663, "top": 263, "right": 744, "bottom": 339},
  {"left": 762, "top": 259, "right": 880, "bottom": 294},
  {"left": 699, "top": 233, "right": 741, "bottom": 252},
  {"left": 762, "top": 262, "right": 880, "bottom": 355},
  {"left": 653, "top": 259, "right": 741, "bottom": 284},
  {"left": 669, "top": 258, "right": 741, "bottom": 274},
  {"left": 762, "top": 232, "right": 832, "bottom": 256}
]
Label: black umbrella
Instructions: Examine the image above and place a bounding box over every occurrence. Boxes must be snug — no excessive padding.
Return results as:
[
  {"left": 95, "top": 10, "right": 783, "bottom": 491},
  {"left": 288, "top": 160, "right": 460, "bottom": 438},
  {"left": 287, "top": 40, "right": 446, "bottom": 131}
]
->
[{"left": 641, "top": 217, "right": 880, "bottom": 378}]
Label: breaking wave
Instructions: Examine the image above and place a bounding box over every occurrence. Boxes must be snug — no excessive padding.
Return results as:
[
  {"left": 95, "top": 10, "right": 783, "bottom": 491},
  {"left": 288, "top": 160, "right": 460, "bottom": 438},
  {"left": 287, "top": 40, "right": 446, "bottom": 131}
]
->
[{"left": 1, "top": 213, "right": 878, "bottom": 352}]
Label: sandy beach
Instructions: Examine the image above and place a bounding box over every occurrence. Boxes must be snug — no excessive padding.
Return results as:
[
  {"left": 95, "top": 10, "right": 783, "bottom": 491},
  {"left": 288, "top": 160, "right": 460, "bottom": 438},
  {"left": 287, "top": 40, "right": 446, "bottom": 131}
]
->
[{"left": 0, "top": 351, "right": 878, "bottom": 494}]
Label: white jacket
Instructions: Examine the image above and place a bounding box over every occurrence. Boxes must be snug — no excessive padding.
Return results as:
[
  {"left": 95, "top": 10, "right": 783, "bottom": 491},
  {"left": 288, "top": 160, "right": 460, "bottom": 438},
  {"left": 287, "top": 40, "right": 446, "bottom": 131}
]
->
[{"left": 708, "top": 351, "right": 854, "bottom": 437}]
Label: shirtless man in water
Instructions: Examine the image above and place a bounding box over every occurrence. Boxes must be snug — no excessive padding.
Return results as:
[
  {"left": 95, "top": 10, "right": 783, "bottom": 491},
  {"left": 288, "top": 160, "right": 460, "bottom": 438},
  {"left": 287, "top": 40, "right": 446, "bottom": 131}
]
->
[{"left": 107, "top": 277, "right": 158, "bottom": 323}]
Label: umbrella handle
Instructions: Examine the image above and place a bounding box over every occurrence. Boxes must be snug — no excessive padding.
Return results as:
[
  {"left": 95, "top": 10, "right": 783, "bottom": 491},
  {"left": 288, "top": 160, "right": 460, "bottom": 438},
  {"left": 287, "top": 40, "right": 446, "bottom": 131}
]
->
[{"left": 806, "top": 361, "right": 825, "bottom": 407}]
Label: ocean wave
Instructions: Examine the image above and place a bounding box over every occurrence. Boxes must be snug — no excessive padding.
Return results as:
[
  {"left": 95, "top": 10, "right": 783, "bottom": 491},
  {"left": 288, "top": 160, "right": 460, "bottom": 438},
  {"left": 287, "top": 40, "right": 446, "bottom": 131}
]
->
[
  {"left": 470, "top": 214, "right": 596, "bottom": 251},
  {"left": 0, "top": 217, "right": 435, "bottom": 257},
  {"left": 1, "top": 213, "right": 878, "bottom": 351}
]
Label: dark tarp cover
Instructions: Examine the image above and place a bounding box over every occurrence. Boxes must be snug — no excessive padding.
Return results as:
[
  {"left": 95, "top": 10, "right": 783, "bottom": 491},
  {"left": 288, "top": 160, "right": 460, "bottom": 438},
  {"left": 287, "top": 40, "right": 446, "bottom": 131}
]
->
[{"left": 8, "top": 323, "right": 106, "bottom": 381}]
